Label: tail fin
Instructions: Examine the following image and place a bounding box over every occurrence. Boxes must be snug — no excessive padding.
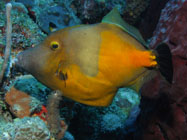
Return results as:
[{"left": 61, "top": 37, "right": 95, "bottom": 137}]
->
[{"left": 155, "top": 43, "right": 173, "bottom": 84}]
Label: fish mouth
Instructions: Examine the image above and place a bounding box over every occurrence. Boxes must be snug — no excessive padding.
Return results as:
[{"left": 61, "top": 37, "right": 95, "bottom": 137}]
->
[
  {"left": 16, "top": 51, "right": 26, "bottom": 69},
  {"left": 15, "top": 52, "right": 28, "bottom": 73},
  {"left": 15, "top": 49, "right": 34, "bottom": 74},
  {"left": 15, "top": 46, "right": 46, "bottom": 75}
]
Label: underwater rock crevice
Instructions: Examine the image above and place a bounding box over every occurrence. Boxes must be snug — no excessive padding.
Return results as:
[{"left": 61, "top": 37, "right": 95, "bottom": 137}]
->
[
  {"left": 168, "top": 39, "right": 178, "bottom": 47},
  {"left": 137, "top": 0, "right": 187, "bottom": 140},
  {"left": 26, "top": 7, "right": 48, "bottom": 35},
  {"left": 156, "top": 123, "right": 170, "bottom": 140},
  {"left": 137, "top": 0, "right": 169, "bottom": 40}
]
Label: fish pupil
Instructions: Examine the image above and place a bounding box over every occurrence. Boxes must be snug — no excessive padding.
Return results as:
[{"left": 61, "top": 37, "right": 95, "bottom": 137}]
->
[{"left": 52, "top": 44, "right": 58, "bottom": 49}]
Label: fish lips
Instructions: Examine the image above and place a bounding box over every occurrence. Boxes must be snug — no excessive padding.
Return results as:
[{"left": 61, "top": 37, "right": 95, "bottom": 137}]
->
[{"left": 16, "top": 51, "right": 28, "bottom": 71}]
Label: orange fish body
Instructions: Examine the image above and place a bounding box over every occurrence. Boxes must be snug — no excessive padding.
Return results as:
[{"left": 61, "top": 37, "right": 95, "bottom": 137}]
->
[
  {"left": 16, "top": 9, "right": 173, "bottom": 106},
  {"left": 59, "top": 23, "right": 156, "bottom": 106}
]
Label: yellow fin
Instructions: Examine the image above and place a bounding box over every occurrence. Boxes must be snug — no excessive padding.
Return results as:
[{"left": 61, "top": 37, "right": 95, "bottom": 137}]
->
[
  {"left": 102, "top": 8, "right": 147, "bottom": 47},
  {"left": 130, "top": 79, "right": 143, "bottom": 93}
]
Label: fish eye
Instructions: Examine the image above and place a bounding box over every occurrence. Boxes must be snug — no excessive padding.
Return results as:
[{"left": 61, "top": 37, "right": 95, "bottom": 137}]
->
[{"left": 50, "top": 41, "right": 59, "bottom": 50}]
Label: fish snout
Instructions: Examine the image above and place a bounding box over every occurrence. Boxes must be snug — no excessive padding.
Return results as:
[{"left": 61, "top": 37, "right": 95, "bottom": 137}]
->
[
  {"left": 15, "top": 46, "right": 50, "bottom": 76},
  {"left": 16, "top": 51, "right": 24, "bottom": 68},
  {"left": 15, "top": 47, "right": 38, "bottom": 74},
  {"left": 15, "top": 50, "right": 31, "bottom": 74}
]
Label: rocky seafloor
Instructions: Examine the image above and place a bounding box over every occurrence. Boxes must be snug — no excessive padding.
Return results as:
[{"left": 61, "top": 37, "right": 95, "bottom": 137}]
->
[{"left": 0, "top": 0, "right": 186, "bottom": 140}]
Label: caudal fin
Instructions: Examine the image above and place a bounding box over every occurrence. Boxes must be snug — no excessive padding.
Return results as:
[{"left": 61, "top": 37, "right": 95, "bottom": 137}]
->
[{"left": 155, "top": 43, "right": 173, "bottom": 84}]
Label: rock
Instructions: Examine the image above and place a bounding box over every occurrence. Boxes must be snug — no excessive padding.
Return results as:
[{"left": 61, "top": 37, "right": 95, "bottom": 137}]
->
[
  {"left": 69, "top": 88, "right": 140, "bottom": 140},
  {"left": 123, "top": 0, "right": 150, "bottom": 25},
  {"left": 63, "top": 131, "right": 74, "bottom": 140},
  {"left": 13, "top": 75, "right": 50, "bottom": 104},
  {"left": 136, "top": 0, "right": 187, "bottom": 140},
  {"left": 15, "top": 0, "right": 35, "bottom": 7},
  {"left": 4, "top": 75, "right": 48, "bottom": 118},
  {"left": 0, "top": 1, "right": 46, "bottom": 50},
  {"left": 38, "top": 5, "right": 80, "bottom": 33},
  {"left": 5, "top": 87, "right": 41, "bottom": 118},
  {"left": 137, "top": 0, "right": 169, "bottom": 40},
  {"left": 0, "top": 117, "right": 50, "bottom": 140},
  {"left": 5, "top": 87, "right": 32, "bottom": 118}
]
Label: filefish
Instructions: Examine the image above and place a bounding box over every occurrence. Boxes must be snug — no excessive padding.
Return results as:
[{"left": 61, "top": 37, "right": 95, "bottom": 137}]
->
[{"left": 16, "top": 8, "right": 173, "bottom": 106}]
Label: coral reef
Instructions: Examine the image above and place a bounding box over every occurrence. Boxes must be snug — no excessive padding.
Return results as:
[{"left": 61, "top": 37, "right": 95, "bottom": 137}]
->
[
  {"left": 1, "top": 0, "right": 186, "bottom": 140},
  {"left": 135, "top": 0, "right": 187, "bottom": 140}
]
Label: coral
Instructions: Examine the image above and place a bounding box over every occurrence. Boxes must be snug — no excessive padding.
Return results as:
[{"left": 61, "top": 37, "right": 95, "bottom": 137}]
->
[
  {"left": 63, "top": 132, "right": 74, "bottom": 140},
  {"left": 96, "top": 0, "right": 106, "bottom": 3},
  {"left": 2, "top": 1, "right": 183, "bottom": 140},
  {"left": 72, "top": 0, "right": 106, "bottom": 23},
  {"left": 47, "top": 90, "right": 68, "bottom": 140},
  {"left": 0, "top": 117, "right": 50, "bottom": 140},
  {"left": 15, "top": 0, "right": 35, "bottom": 7},
  {"left": 137, "top": 0, "right": 169, "bottom": 40},
  {"left": 37, "top": 5, "right": 80, "bottom": 33},
  {"left": 0, "top": 1, "right": 46, "bottom": 86},
  {"left": 73, "top": 0, "right": 126, "bottom": 24},
  {"left": 4, "top": 74, "right": 52, "bottom": 118},
  {"left": 72, "top": 0, "right": 150, "bottom": 25},
  {"left": 3, "top": 76, "right": 72, "bottom": 139},
  {"left": 101, "top": 113, "right": 123, "bottom": 132},
  {"left": 69, "top": 88, "right": 140, "bottom": 140},
  {"left": 105, "top": 0, "right": 126, "bottom": 13},
  {"left": 135, "top": 0, "right": 187, "bottom": 140},
  {"left": 123, "top": 0, "right": 150, "bottom": 25},
  {"left": 0, "top": 92, "right": 6, "bottom": 112},
  {"left": 13, "top": 75, "right": 51, "bottom": 104},
  {"left": 0, "top": 91, "right": 13, "bottom": 123},
  {"left": 0, "top": 3, "right": 12, "bottom": 84},
  {"left": 17, "top": 0, "right": 81, "bottom": 33},
  {"left": 0, "top": 1, "right": 46, "bottom": 52},
  {"left": 0, "top": 57, "right": 4, "bottom": 71},
  {"left": 0, "top": 93, "right": 13, "bottom": 123}
]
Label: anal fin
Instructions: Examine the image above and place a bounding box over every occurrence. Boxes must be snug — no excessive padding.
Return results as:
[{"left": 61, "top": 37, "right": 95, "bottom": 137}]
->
[{"left": 129, "top": 70, "right": 157, "bottom": 93}]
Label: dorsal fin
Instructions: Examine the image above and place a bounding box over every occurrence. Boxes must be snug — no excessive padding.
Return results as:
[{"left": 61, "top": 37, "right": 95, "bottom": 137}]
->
[{"left": 102, "top": 8, "right": 147, "bottom": 47}]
